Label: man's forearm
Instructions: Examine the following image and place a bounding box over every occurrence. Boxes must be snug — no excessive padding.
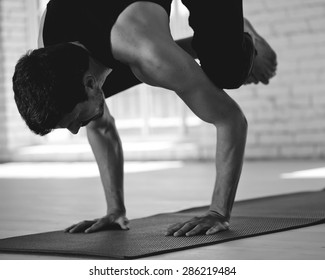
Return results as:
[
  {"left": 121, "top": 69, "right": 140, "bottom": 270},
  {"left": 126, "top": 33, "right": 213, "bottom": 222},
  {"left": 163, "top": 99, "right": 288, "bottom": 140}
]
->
[
  {"left": 209, "top": 116, "right": 247, "bottom": 220},
  {"left": 86, "top": 122, "right": 125, "bottom": 213}
]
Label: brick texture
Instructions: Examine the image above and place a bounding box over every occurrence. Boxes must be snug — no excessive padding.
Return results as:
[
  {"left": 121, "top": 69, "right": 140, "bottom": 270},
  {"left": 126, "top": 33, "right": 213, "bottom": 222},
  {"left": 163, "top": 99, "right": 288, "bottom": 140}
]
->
[
  {"left": 231, "top": 0, "right": 325, "bottom": 159},
  {"left": 0, "top": 0, "right": 41, "bottom": 161}
]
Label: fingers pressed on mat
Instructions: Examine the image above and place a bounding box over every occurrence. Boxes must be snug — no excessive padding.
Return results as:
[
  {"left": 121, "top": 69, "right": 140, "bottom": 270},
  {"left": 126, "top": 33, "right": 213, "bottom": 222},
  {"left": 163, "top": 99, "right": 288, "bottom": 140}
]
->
[
  {"left": 174, "top": 223, "right": 197, "bottom": 237},
  {"left": 85, "top": 221, "right": 104, "bottom": 233},
  {"left": 68, "top": 221, "right": 93, "bottom": 233},
  {"left": 206, "top": 222, "right": 229, "bottom": 235},
  {"left": 185, "top": 224, "right": 208, "bottom": 236},
  {"left": 165, "top": 223, "right": 184, "bottom": 236},
  {"left": 64, "top": 224, "right": 77, "bottom": 232}
]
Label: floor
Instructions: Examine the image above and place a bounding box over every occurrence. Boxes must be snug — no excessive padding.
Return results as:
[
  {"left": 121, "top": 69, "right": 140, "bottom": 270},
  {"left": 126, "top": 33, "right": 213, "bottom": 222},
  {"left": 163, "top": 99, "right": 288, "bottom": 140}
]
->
[{"left": 0, "top": 159, "right": 324, "bottom": 260}]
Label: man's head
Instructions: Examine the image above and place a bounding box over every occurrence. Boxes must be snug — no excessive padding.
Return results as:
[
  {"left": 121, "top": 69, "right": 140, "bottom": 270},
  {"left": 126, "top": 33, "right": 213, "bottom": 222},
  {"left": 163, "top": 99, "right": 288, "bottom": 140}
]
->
[{"left": 12, "top": 43, "right": 91, "bottom": 135}]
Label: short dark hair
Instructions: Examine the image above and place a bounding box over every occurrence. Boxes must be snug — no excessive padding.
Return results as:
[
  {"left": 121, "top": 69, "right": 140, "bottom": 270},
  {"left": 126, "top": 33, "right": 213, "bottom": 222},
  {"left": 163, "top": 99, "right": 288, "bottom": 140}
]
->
[{"left": 12, "top": 43, "right": 89, "bottom": 135}]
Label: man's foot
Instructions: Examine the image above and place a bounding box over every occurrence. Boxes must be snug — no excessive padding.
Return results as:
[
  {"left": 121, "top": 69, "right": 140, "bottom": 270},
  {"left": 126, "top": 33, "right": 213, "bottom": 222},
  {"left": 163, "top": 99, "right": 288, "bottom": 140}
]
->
[{"left": 244, "top": 18, "right": 277, "bottom": 85}]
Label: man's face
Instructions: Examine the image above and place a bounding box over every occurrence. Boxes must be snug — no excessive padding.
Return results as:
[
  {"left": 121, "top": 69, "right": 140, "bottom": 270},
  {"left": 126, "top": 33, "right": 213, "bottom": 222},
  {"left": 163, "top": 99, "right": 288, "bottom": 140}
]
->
[{"left": 55, "top": 94, "right": 104, "bottom": 134}]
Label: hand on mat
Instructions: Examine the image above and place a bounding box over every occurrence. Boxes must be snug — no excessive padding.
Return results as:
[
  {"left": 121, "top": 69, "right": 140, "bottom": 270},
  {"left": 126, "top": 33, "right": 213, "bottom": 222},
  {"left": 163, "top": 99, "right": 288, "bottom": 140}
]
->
[
  {"left": 64, "top": 212, "right": 129, "bottom": 233},
  {"left": 165, "top": 211, "right": 229, "bottom": 237}
]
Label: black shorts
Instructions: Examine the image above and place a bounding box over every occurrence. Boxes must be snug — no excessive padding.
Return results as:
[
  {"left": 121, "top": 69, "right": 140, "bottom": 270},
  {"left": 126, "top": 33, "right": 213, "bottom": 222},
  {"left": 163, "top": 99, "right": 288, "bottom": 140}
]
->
[
  {"left": 44, "top": 0, "right": 172, "bottom": 73},
  {"left": 103, "top": 0, "right": 255, "bottom": 97},
  {"left": 181, "top": 0, "right": 255, "bottom": 89}
]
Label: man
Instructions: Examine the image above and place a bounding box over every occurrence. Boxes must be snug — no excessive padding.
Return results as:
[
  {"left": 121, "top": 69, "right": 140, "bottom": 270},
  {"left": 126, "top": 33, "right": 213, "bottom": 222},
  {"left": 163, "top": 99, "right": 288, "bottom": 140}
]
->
[{"left": 12, "top": 0, "right": 277, "bottom": 237}]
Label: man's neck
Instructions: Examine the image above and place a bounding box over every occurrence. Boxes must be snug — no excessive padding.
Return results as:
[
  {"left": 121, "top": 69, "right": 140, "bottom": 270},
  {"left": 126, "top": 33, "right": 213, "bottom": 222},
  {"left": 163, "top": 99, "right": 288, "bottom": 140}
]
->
[{"left": 88, "top": 56, "right": 112, "bottom": 87}]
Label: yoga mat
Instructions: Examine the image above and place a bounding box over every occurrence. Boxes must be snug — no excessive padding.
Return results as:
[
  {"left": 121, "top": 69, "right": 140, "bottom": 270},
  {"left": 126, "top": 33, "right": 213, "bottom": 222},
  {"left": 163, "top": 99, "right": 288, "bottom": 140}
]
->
[{"left": 1, "top": 189, "right": 325, "bottom": 259}]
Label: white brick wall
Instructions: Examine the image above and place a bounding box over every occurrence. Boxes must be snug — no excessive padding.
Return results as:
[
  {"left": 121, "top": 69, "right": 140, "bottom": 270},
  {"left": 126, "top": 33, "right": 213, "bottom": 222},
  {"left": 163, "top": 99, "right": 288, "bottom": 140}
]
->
[
  {"left": 229, "top": 0, "right": 325, "bottom": 159},
  {"left": 0, "top": 0, "right": 41, "bottom": 161}
]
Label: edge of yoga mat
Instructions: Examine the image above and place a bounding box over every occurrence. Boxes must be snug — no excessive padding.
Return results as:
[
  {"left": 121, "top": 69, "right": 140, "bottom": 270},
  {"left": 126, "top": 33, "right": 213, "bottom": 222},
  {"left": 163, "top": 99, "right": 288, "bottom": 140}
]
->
[
  {"left": 175, "top": 188, "right": 325, "bottom": 215},
  {"left": 0, "top": 189, "right": 325, "bottom": 259},
  {"left": 1, "top": 218, "right": 324, "bottom": 260}
]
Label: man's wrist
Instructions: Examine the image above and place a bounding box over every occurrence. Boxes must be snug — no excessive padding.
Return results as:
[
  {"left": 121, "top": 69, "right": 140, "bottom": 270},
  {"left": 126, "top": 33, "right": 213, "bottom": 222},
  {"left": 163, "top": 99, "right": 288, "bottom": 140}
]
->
[
  {"left": 207, "top": 209, "right": 229, "bottom": 222},
  {"left": 107, "top": 207, "right": 125, "bottom": 215},
  {"left": 106, "top": 202, "right": 126, "bottom": 215},
  {"left": 105, "top": 190, "right": 125, "bottom": 207}
]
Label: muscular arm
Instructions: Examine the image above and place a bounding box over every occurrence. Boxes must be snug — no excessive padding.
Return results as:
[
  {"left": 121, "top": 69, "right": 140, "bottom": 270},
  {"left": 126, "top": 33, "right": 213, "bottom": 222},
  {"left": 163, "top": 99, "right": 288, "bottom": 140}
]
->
[
  {"left": 111, "top": 2, "right": 247, "bottom": 236},
  {"left": 86, "top": 103, "right": 125, "bottom": 213},
  {"left": 131, "top": 42, "right": 247, "bottom": 218},
  {"left": 65, "top": 102, "right": 129, "bottom": 233}
]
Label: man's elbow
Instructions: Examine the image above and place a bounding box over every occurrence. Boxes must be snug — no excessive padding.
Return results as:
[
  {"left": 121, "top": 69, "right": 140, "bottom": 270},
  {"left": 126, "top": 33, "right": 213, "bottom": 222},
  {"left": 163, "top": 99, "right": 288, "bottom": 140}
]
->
[
  {"left": 239, "top": 112, "right": 248, "bottom": 131},
  {"left": 232, "top": 110, "right": 248, "bottom": 139},
  {"left": 215, "top": 108, "right": 248, "bottom": 136},
  {"left": 233, "top": 110, "right": 248, "bottom": 132}
]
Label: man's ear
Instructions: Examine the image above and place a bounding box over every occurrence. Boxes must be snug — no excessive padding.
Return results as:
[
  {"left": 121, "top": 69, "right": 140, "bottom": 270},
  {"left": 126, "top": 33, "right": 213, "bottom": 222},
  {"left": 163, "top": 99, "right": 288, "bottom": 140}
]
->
[{"left": 83, "top": 75, "right": 97, "bottom": 90}]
